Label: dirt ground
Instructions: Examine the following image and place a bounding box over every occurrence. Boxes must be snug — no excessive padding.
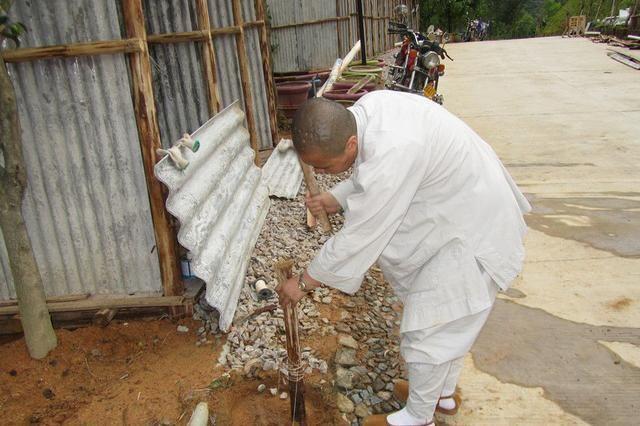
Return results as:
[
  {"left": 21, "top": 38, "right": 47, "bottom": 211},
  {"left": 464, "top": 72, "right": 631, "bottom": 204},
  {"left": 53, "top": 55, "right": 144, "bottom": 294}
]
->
[{"left": 0, "top": 316, "right": 343, "bottom": 425}]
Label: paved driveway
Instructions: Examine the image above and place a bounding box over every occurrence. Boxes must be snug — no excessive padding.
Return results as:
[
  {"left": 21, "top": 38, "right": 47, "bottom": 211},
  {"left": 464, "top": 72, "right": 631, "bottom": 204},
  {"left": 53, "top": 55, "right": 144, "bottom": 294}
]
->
[{"left": 438, "top": 36, "right": 640, "bottom": 425}]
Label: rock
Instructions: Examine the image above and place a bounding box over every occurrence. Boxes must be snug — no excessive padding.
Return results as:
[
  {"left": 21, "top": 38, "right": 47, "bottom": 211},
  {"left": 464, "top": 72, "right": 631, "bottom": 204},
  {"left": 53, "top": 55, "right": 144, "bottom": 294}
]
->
[
  {"left": 378, "top": 391, "right": 392, "bottom": 401},
  {"left": 257, "top": 384, "right": 266, "bottom": 393},
  {"left": 280, "top": 392, "right": 288, "bottom": 400},
  {"left": 351, "top": 393, "right": 362, "bottom": 405},
  {"left": 335, "top": 348, "right": 358, "bottom": 367},
  {"left": 269, "top": 388, "right": 278, "bottom": 396},
  {"left": 187, "top": 402, "right": 208, "bottom": 426},
  {"left": 335, "top": 367, "right": 355, "bottom": 390},
  {"left": 355, "top": 403, "right": 371, "bottom": 418},
  {"left": 176, "top": 325, "right": 189, "bottom": 333},
  {"left": 262, "top": 360, "right": 277, "bottom": 371},
  {"left": 336, "top": 393, "right": 355, "bottom": 413},
  {"left": 322, "top": 296, "right": 333, "bottom": 304},
  {"left": 338, "top": 335, "right": 359, "bottom": 350},
  {"left": 373, "top": 377, "right": 386, "bottom": 392},
  {"left": 90, "top": 349, "right": 102, "bottom": 357},
  {"left": 336, "top": 323, "right": 351, "bottom": 333}
]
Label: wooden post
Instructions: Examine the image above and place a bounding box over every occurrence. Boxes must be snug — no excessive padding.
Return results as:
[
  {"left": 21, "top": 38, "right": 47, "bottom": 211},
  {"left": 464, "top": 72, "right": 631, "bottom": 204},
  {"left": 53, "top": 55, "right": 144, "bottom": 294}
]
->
[
  {"left": 195, "top": 0, "right": 222, "bottom": 115},
  {"left": 274, "top": 260, "right": 307, "bottom": 426},
  {"left": 122, "top": 0, "right": 182, "bottom": 297},
  {"left": 231, "top": 0, "right": 260, "bottom": 164},
  {"left": 336, "top": 0, "right": 343, "bottom": 57},
  {"left": 255, "top": 0, "right": 280, "bottom": 147}
]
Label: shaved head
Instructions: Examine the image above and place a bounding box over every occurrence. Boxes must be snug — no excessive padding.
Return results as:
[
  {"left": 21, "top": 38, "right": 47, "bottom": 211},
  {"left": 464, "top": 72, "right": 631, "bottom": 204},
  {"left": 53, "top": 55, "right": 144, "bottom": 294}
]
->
[{"left": 292, "top": 98, "right": 357, "bottom": 157}]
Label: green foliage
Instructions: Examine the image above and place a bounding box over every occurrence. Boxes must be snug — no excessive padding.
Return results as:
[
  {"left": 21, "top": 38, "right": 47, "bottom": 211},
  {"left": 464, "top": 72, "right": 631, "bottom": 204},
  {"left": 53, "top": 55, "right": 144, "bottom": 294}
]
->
[
  {"left": 419, "top": 0, "right": 638, "bottom": 40},
  {"left": 0, "top": 0, "right": 27, "bottom": 48},
  {"left": 512, "top": 10, "right": 537, "bottom": 38}
]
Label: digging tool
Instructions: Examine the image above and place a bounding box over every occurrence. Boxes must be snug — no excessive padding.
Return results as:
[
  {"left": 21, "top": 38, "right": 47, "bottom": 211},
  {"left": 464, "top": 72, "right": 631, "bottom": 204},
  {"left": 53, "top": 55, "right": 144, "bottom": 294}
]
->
[
  {"left": 299, "top": 40, "right": 362, "bottom": 232},
  {"left": 275, "top": 259, "right": 306, "bottom": 425}
]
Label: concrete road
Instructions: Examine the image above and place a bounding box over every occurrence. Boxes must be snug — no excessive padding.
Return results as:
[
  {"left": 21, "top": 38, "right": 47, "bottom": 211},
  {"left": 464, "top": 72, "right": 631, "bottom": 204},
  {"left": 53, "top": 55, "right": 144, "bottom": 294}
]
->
[{"left": 439, "top": 37, "right": 640, "bottom": 425}]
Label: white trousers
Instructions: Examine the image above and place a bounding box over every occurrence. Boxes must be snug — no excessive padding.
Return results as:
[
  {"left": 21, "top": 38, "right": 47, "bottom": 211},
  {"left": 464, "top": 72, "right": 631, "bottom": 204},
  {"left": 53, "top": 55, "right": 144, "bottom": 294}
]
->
[{"left": 399, "top": 270, "right": 497, "bottom": 421}]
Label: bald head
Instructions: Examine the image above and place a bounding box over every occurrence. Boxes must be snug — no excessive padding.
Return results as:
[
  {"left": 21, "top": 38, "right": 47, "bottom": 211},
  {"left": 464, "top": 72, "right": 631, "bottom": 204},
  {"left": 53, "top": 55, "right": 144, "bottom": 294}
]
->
[{"left": 292, "top": 98, "right": 357, "bottom": 157}]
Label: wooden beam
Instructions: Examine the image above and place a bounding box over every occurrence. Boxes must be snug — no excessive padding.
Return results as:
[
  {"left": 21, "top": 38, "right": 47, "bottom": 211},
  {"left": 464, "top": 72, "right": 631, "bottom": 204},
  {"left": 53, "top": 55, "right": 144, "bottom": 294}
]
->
[
  {"left": 270, "top": 16, "right": 350, "bottom": 30},
  {"left": 0, "top": 293, "right": 89, "bottom": 307},
  {"left": 255, "top": 0, "right": 280, "bottom": 147},
  {"left": 1, "top": 38, "right": 144, "bottom": 63},
  {"left": 195, "top": 0, "right": 222, "bottom": 115},
  {"left": 0, "top": 294, "right": 185, "bottom": 316},
  {"left": 232, "top": 0, "right": 260, "bottom": 164},
  {"left": 123, "top": 0, "right": 182, "bottom": 297},
  {"left": 147, "top": 30, "right": 209, "bottom": 45}
]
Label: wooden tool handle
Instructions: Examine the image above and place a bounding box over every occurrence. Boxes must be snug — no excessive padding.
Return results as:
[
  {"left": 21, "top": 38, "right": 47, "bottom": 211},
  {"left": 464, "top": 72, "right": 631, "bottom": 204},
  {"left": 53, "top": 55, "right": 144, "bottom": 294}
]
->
[{"left": 299, "top": 161, "right": 332, "bottom": 233}]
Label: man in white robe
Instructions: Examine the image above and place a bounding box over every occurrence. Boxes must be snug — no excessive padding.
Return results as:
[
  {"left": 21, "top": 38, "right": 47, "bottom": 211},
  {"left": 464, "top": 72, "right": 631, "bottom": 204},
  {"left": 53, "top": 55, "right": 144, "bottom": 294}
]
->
[{"left": 277, "top": 91, "right": 530, "bottom": 425}]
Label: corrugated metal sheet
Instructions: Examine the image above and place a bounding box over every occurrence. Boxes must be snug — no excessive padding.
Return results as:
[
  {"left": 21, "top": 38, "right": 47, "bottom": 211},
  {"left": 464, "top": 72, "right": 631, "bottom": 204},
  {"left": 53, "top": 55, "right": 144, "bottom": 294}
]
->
[
  {"left": 144, "top": 0, "right": 210, "bottom": 149},
  {"left": 0, "top": 0, "right": 162, "bottom": 300},
  {"left": 208, "top": 0, "right": 272, "bottom": 150},
  {"left": 270, "top": 0, "right": 418, "bottom": 73},
  {"left": 154, "top": 102, "right": 270, "bottom": 331},
  {"left": 143, "top": 0, "right": 272, "bottom": 150},
  {"left": 269, "top": 0, "right": 339, "bottom": 73},
  {"left": 261, "top": 139, "right": 302, "bottom": 198}
]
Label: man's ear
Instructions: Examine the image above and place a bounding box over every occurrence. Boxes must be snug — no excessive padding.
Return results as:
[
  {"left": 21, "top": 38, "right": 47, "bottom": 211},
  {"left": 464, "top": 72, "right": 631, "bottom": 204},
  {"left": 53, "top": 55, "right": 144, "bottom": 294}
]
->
[{"left": 346, "top": 135, "right": 357, "bottom": 153}]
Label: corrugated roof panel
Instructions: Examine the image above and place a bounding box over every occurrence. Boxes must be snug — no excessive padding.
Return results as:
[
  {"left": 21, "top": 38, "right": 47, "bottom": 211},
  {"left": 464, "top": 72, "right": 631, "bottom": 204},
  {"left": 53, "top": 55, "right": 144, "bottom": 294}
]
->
[
  {"left": 261, "top": 140, "right": 303, "bottom": 199},
  {"left": 0, "top": 0, "right": 162, "bottom": 300},
  {"left": 154, "top": 102, "right": 270, "bottom": 331}
]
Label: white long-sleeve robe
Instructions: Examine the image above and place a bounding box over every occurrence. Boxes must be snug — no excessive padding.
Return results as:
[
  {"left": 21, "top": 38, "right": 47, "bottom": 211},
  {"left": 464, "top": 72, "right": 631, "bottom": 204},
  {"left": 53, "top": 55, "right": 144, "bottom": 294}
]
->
[{"left": 307, "top": 90, "right": 530, "bottom": 333}]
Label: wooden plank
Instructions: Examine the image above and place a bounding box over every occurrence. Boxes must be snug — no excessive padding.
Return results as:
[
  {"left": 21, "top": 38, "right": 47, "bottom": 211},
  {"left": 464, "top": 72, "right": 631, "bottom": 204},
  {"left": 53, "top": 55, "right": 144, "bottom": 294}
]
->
[
  {"left": 232, "top": 0, "right": 260, "bottom": 164},
  {"left": 0, "top": 295, "right": 185, "bottom": 316},
  {"left": 122, "top": 0, "right": 182, "bottom": 297},
  {"left": 1, "top": 38, "right": 144, "bottom": 63},
  {"left": 0, "top": 293, "right": 89, "bottom": 307},
  {"left": 195, "top": 0, "right": 222, "bottom": 115},
  {"left": 255, "top": 0, "right": 280, "bottom": 148}
]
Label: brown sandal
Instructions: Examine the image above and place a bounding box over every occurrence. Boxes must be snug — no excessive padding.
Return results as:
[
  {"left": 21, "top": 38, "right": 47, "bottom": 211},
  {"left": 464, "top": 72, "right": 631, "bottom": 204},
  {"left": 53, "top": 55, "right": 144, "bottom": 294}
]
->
[{"left": 435, "top": 393, "right": 461, "bottom": 415}]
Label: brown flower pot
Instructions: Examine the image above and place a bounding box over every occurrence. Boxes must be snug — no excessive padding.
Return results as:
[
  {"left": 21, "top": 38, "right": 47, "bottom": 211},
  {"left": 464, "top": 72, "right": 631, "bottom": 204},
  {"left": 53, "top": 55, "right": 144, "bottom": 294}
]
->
[{"left": 277, "top": 81, "right": 311, "bottom": 107}]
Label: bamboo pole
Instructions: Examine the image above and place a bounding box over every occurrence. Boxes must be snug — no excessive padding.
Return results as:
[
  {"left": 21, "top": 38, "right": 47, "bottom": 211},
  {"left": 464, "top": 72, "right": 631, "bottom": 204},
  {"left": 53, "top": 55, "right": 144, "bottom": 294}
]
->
[
  {"left": 274, "top": 260, "right": 307, "bottom": 426},
  {"left": 336, "top": 0, "right": 343, "bottom": 57},
  {"left": 123, "top": 0, "right": 182, "bottom": 297},
  {"left": 1, "top": 38, "right": 144, "bottom": 63},
  {"left": 195, "top": 0, "right": 222, "bottom": 115},
  {"left": 231, "top": 0, "right": 260, "bottom": 165},
  {"left": 255, "top": 0, "right": 280, "bottom": 147},
  {"left": 270, "top": 16, "right": 350, "bottom": 30}
]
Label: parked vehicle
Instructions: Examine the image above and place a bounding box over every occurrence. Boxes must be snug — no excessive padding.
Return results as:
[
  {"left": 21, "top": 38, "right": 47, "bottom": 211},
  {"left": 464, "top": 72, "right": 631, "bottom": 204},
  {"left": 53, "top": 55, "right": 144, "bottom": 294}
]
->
[
  {"left": 464, "top": 19, "right": 489, "bottom": 41},
  {"left": 386, "top": 21, "right": 452, "bottom": 105}
]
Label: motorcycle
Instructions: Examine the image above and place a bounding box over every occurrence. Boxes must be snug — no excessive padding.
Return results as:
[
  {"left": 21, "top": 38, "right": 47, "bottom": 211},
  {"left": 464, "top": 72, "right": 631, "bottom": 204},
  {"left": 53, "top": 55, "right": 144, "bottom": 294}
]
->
[
  {"left": 464, "top": 19, "right": 489, "bottom": 41},
  {"left": 386, "top": 21, "right": 452, "bottom": 105}
]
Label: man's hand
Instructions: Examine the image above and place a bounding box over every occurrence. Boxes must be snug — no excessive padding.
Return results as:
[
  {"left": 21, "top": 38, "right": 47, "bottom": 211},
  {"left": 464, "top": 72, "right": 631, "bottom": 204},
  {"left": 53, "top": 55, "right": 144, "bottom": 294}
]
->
[
  {"left": 276, "top": 276, "right": 306, "bottom": 306},
  {"left": 306, "top": 191, "right": 341, "bottom": 217}
]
